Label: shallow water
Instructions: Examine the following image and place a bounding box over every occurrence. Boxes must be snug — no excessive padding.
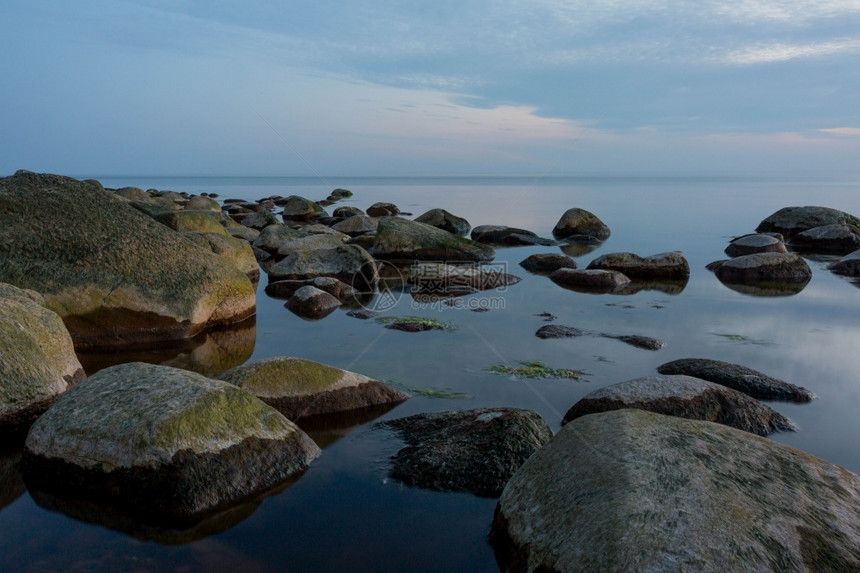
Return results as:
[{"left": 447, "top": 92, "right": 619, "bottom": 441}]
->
[{"left": 2, "top": 175, "right": 860, "bottom": 571}]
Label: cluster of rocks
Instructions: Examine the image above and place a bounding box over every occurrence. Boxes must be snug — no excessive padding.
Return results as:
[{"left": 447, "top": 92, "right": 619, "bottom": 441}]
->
[{"left": 709, "top": 205, "right": 860, "bottom": 295}]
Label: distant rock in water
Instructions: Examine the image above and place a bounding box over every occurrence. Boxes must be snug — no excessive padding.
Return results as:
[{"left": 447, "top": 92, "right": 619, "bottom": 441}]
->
[
  {"left": 707, "top": 252, "right": 812, "bottom": 284},
  {"left": 657, "top": 357, "right": 816, "bottom": 402},
  {"left": 380, "top": 408, "right": 552, "bottom": 497},
  {"left": 562, "top": 374, "right": 796, "bottom": 435},
  {"left": 366, "top": 202, "right": 400, "bottom": 217},
  {"left": 470, "top": 225, "right": 555, "bottom": 246},
  {"left": 373, "top": 217, "right": 495, "bottom": 262},
  {"left": 552, "top": 208, "right": 610, "bottom": 241},
  {"left": 414, "top": 208, "right": 471, "bottom": 236},
  {"left": 587, "top": 251, "right": 690, "bottom": 280},
  {"left": 536, "top": 323, "right": 664, "bottom": 350},
  {"left": 280, "top": 195, "right": 327, "bottom": 221},
  {"left": 724, "top": 234, "right": 788, "bottom": 257},
  {"left": 491, "top": 409, "right": 860, "bottom": 572},
  {"left": 548, "top": 268, "right": 630, "bottom": 293},
  {"left": 787, "top": 223, "right": 860, "bottom": 254},
  {"left": 755, "top": 205, "right": 860, "bottom": 239},
  {"left": 519, "top": 253, "right": 576, "bottom": 274}
]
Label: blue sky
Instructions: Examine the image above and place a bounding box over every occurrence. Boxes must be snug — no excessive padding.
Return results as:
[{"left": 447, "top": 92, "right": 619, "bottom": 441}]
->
[{"left": 2, "top": 1, "right": 860, "bottom": 176}]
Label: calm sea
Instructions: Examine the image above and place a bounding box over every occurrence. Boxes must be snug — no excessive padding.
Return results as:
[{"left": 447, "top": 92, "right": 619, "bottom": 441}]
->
[{"left": 2, "top": 175, "right": 859, "bottom": 571}]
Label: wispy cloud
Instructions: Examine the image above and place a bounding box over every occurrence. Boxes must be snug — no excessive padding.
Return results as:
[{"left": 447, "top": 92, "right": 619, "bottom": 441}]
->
[
  {"left": 715, "top": 38, "right": 860, "bottom": 65},
  {"left": 819, "top": 127, "right": 860, "bottom": 136}
]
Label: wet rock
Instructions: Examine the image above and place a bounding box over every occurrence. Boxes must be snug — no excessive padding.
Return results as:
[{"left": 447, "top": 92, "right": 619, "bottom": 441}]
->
[
  {"left": 22, "top": 362, "right": 320, "bottom": 525},
  {"left": 562, "top": 374, "right": 796, "bottom": 435},
  {"left": 787, "top": 223, "right": 860, "bottom": 254},
  {"left": 380, "top": 408, "right": 552, "bottom": 497},
  {"left": 281, "top": 196, "right": 326, "bottom": 221},
  {"left": 0, "top": 283, "right": 86, "bottom": 429},
  {"left": 470, "top": 225, "right": 554, "bottom": 246},
  {"left": 408, "top": 262, "right": 520, "bottom": 295},
  {"left": 219, "top": 356, "right": 409, "bottom": 421},
  {"left": 181, "top": 231, "right": 260, "bottom": 281},
  {"left": 184, "top": 195, "right": 221, "bottom": 212},
  {"left": 725, "top": 234, "right": 788, "bottom": 257},
  {"left": 285, "top": 286, "right": 341, "bottom": 320},
  {"left": 227, "top": 225, "right": 260, "bottom": 243},
  {"left": 603, "top": 334, "right": 665, "bottom": 350},
  {"left": 366, "top": 202, "right": 400, "bottom": 217},
  {"left": 756, "top": 205, "right": 860, "bottom": 239},
  {"left": 657, "top": 357, "right": 816, "bottom": 402},
  {"left": 114, "top": 186, "right": 148, "bottom": 201},
  {"left": 828, "top": 249, "right": 860, "bottom": 277},
  {"left": 414, "top": 208, "right": 471, "bottom": 236},
  {"left": 535, "top": 324, "right": 587, "bottom": 339},
  {"left": 535, "top": 324, "right": 664, "bottom": 350},
  {"left": 155, "top": 210, "right": 231, "bottom": 235},
  {"left": 240, "top": 209, "right": 281, "bottom": 230},
  {"left": 0, "top": 171, "right": 256, "bottom": 349},
  {"left": 251, "top": 225, "right": 303, "bottom": 253},
  {"left": 329, "top": 188, "right": 353, "bottom": 199},
  {"left": 587, "top": 251, "right": 690, "bottom": 280},
  {"left": 268, "top": 244, "right": 378, "bottom": 289},
  {"left": 491, "top": 409, "right": 860, "bottom": 572},
  {"left": 708, "top": 252, "right": 812, "bottom": 284},
  {"left": 275, "top": 233, "right": 348, "bottom": 258},
  {"left": 519, "top": 253, "right": 577, "bottom": 274},
  {"left": 548, "top": 268, "right": 631, "bottom": 293},
  {"left": 332, "top": 205, "right": 365, "bottom": 219},
  {"left": 552, "top": 208, "right": 611, "bottom": 241},
  {"left": 373, "top": 217, "right": 495, "bottom": 262},
  {"left": 331, "top": 215, "right": 379, "bottom": 237},
  {"left": 265, "top": 277, "right": 357, "bottom": 301}
]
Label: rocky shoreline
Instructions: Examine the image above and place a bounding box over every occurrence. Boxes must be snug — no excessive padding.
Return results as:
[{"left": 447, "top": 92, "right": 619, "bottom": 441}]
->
[{"left": 2, "top": 170, "right": 859, "bottom": 568}]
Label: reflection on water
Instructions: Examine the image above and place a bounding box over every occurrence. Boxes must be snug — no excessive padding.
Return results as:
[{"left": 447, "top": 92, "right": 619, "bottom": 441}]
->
[
  {"left": 77, "top": 316, "right": 257, "bottom": 377},
  {"left": 298, "top": 402, "right": 407, "bottom": 449},
  {"left": 714, "top": 278, "right": 810, "bottom": 297},
  {"left": 558, "top": 241, "right": 601, "bottom": 258},
  {"left": 616, "top": 278, "right": 689, "bottom": 296},
  {"left": 0, "top": 446, "right": 25, "bottom": 512}
]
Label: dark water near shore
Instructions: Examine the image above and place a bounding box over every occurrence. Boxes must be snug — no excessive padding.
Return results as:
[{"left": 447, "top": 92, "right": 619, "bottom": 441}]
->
[{"left": 3, "top": 175, "right": 860, "bottom": 571}]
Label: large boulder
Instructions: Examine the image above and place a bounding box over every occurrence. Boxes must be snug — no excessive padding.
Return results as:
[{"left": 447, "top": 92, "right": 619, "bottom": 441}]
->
[
  {"left": 267, "top": 244, "right": 378, "bottom": 289},
  {"left": 787, "top": 223, "right": 860, "bottom": 254},
  {"left": 280, "top": 196, "right": 326, "bottom": 221},
  {"left": 0, "top": 283, "right": 86, "bottom": 429},
  {"left": 708, "top": 252, "right": 812, "bottom": 284},
  {"left": 331, "top": 215, "right": 378, "bottom": 237},
  {"left": 756, "top": 205, "right": 860, "bottom": 239},
  {"left": 380, "top": 408, "right": 552, "bottom": 497},
  {"left": 470, "top": 225, "right": 554, "bottom": 246},
  {"left": 0, "top": 171, "right": 256, "bottom": 349},
  {"left": 408, "top": 262, "right": 521, "bottom": 295},
  {"left": 548, "top": 268, "right": 630, "bottom": 293},
  {"left": 562, "top": 374, "right": 796, "bottom": 436},
  {"left": 22, "top": 362, "right": 320, "bottom": 524},
  {"left": 154, "top": 210, "right": 231, "bottom": 235},
  {"left": 587, "top": 251, "right": 690, "bottom": 280},
  {"left": 491, "top": 409, "right": 860, "bottom": 572},
  {"left": 275, "top": 233, "right": 348, "bottom": 258},
  {"left": 366, "top": 202, "right": 400, "bottom": 217},
  {"left": 519, "top": 253, "right": 576, "bottom": 274},
  {"left": 219, "top": 357, "right": 409, "bottom": 420},
  {"left": 181, "top": 231, "right": 260, "bottom": 280},
  {"left": 373, "top": 217, "right": 495, "bottom": 262},
  {"left": 251, "top": 225, "right": 304, "bottom": 253},
  {"left": 285, "top": 285, "right": 341, "bottom": 320},
  {"left": 725, "top": 233, "right": 788, "bottom": 257},
  {"left": 552, "top": 208, "right": 611, "bottom": 241},
  {"left": 414, "top": 208, "right": 471, "bottom": 236},
  {"left": 828, "top": 249, "right": 860, "bottom": 277},
  {"left": 657, "top": 358, "right": 816, "bottom": 402}
]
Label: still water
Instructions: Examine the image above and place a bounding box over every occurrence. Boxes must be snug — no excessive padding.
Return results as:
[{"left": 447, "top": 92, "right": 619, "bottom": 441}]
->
[{"left": 2, "top": 175, "right": 859, "bottom": 571}]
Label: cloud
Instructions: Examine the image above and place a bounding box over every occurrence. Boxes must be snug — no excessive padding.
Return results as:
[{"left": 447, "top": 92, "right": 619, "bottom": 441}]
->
[
  {"left": 819, "top": 127, "right": 860, "bottom": 136},
  {"left": 714, "top": 38, "right": 860, "bottom": 65}
]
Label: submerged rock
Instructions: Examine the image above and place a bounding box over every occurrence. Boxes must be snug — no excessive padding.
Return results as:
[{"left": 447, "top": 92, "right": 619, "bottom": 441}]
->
[
  {"left": 534, "top": 324, "right": 587, "bottom": 339},
  {"left": 491, "top": 409, "right": 860, "bottom": 572},
  {"left": 756, "top": 205, "right": 860, "bottom": 239},
  {"left": 562, "top": 374, "right": 796, "bottom": 435},
  {"left": 657, "top": 357, "right": 816, "bottom": 402},
  {"left": 787, "top": 223, "right": 860, "bottom": 254},
  {"left": 380, "top": 408, "right": 552, "bottom": 497},
  {"left": 552, "top": 208, "right": 611, "bottom": 241},
  {"left": 22, "top": 362, "right": 320, "bottom": 525},
  {"left": 373, "top": 217, "right": 495, "bottom": 262},
  {"left": 414, "top": 208, "right": 471, "bottom": 236},
  {"left": 587, "top": 251, "right": 690, "bottom": 280},
  {"left": 285, "top": 286, "right": 341, "bottom": 320},
  {"left": 725, "top": 234, "right": 788, "bottom": 257},
  {"left": 548, "top": 268, "right": 631, "bottom": 293},
  {"left": 470, "top": 225, "right": 554, "bottom": 246},
  {"left": 0, "top": 283, "right": 86, "bottom": 429},
  {"left": 518, "top": 253, "right": 576, "bottom": 274},
  {"left": 0, "top": 171, "right": 256, "bottom": 349},
  {"left": 535, "top": 324, "right": 664, "bottom": 350},
  {"left": 220, "top": 357, "right": 409, "bottom": 421}
]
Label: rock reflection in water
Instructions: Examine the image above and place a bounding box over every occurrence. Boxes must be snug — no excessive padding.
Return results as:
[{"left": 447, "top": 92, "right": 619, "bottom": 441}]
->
[
  {"left": 0, "top": 445, "right": 25, "bottom": 512},
  {"left": 77, "top": 316, "right": 256, "bottom": 377},
  {"left": 716, "top": 279, "right": 810, "bottom": 297},
  {"left": 298, "top": 403, "right": 406, "bottom": 449},
  {"left": 616, "top": 278, "right": 689, "bottom": 295}
]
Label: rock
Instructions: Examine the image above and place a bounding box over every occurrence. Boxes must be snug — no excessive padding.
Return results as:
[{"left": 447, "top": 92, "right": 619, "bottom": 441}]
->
[
  {"left": 548, "top": 268, "right": 630, "bottom": 293},
  {"left": 239, "top": 209, "right": 281, "bottom": 231},
  {"left": 0, "top": 171, "right": 256, "bottom": 349},
  {"left": 535, "top": 324, "right": 664, "bottom": 350},
  {"left": 21, "top": 362, "right": 320, "bottom": 525},
  {"left": 251, "top": 225, "right": 303, "bottom": 253},
  {"left": 332, "top": 206, "right": 365, "bottom": 219},
  {"left": 219, "top": 357, "right": 409, "bottom": 421},
  {"left": 828, "top": 249, "right": 860, "bottom": 277},
  {"left": 265, "top": 277, "right": 357, "bottom": 301},
  {"left": 0, "top": 283, "right": 86, "bottom": 429},
  {"left": 756, "top": 205, "right": 860, "bottom": 239},
  {"left": 519, "top": 253, "right": 577, "bottom": 274},
  {"left": 155, "top": 210, "right": 231, "bottom": 235},
  {"left": 408, "top": 262, "right": 520, "bottom": 295},
  {"left": 787, "top": 223, "right": 860, "bottom": 254},
  {"left": 366, "top": 202, "right": 400, "bottom": 217},
  {"left": 380, "top": 408, "right": 552, "bottom": 497},
  {"left": 535, "top": 324, "right": 587, "bottom": 339},
  {"left": 587, "top": 251, "right": 690, "bottom": 280},
  {"left": 275, "top": 233, "right": 348, "bottom": 258},
  {"left": 281, "top": 196, "right": 326, "bottom": 221},
  {"left": 414, "top": 208, "right": 471, "bottom": 236},
  {"left": 725, "top": 234, "right": 788, "bottom": 257},
  {"left": 181, "top": 232, "right": 260, "bottom": 281},
  {"left": 562, "top": 374, "right": 796, "bottom": 435},
  {"left": 268, "top": 244, "right": 378, "bottom": 289},
  {"left": 470, "top": 225, "right": 554, "bottom": 246},
  {"left": 708, "top": 252, "right": 812, "bottom": 284},
  {"left": 657, "top": 358, "right": 816, "bottom": 402},
  {"left": 331, "top": 215, "right": 379, "bottom": 237},
  {"left": 330, "top": 188, "right": 353, "bottom": 199},
  {"left": 114, "top": 186, "right": 148, "bottom": 201},
  {"left": 227, "top": 225, "right": 260, "bottom": 243},
  {"left": 603, "top": 334, "right": 665, "bottom": 350},
  {"left": 491, "top": 409, "right": 860, "bottom": 572},
  {"left": 373, "top": 217, "right": 495, "bottom": 262},
  {"left": 552, "top": 208, "right": 611, "bottom": 241},
  {"left": 285, "top": 286, "right": 341, "bottom": 319},
  {"left": 184, "top": 195, "right": 221, "bottom": 212}
]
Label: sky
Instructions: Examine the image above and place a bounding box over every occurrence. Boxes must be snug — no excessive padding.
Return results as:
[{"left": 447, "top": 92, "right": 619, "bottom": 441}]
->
[{"left": 2, "top": 0, "right": 860, "bottom": 176}]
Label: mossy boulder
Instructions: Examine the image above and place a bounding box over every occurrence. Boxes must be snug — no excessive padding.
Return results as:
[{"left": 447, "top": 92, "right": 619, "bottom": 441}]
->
[
  {"left": 552, "top": 208, "right": 611, "bottom": 240},
  {"left": 155, "top": 210, "right": 231, "bottom": 235},
  {"left": 562, "top": 374, "right": 796, "bottom": 436},
  {"left": 373, "top": 217, "right": 495, "bottom": 262},
  {"left": 587, "top": 251, "right": 690, "bottom": 280},
  {"left": 281, "top": 196, "right": 326, "bottom": 221},
  {"left": 181, "top": 231, "right": 260, "bottom": 281},
  {"left": 275, "top": 233, "right": 348, "bottom": 258},
  {"left": 0, "top": 171, "right": 256, "bottom": 349},
  {"left": 414, "top": 208, "right": 471, "bottom": 236},
  {"left": 0, "top": 283, "right": 86, "bottom": 429},
  {"left": 491, "top": 409, "right": 860, "bottom": 571},
  {"left": 219, "top": 357, "right": 409, "bottom": 421},
  {"left": 380, "top": 408, "right": 552, "bottom": 497},
  {"left": 22, "top": 362, "right": 319, "bottom": 525},
  {"left": 184, "top": 195, "right": 221, "bottom": 212},
  {"left": 756, "top": 205, "right": 860, "bottom": 239}
]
